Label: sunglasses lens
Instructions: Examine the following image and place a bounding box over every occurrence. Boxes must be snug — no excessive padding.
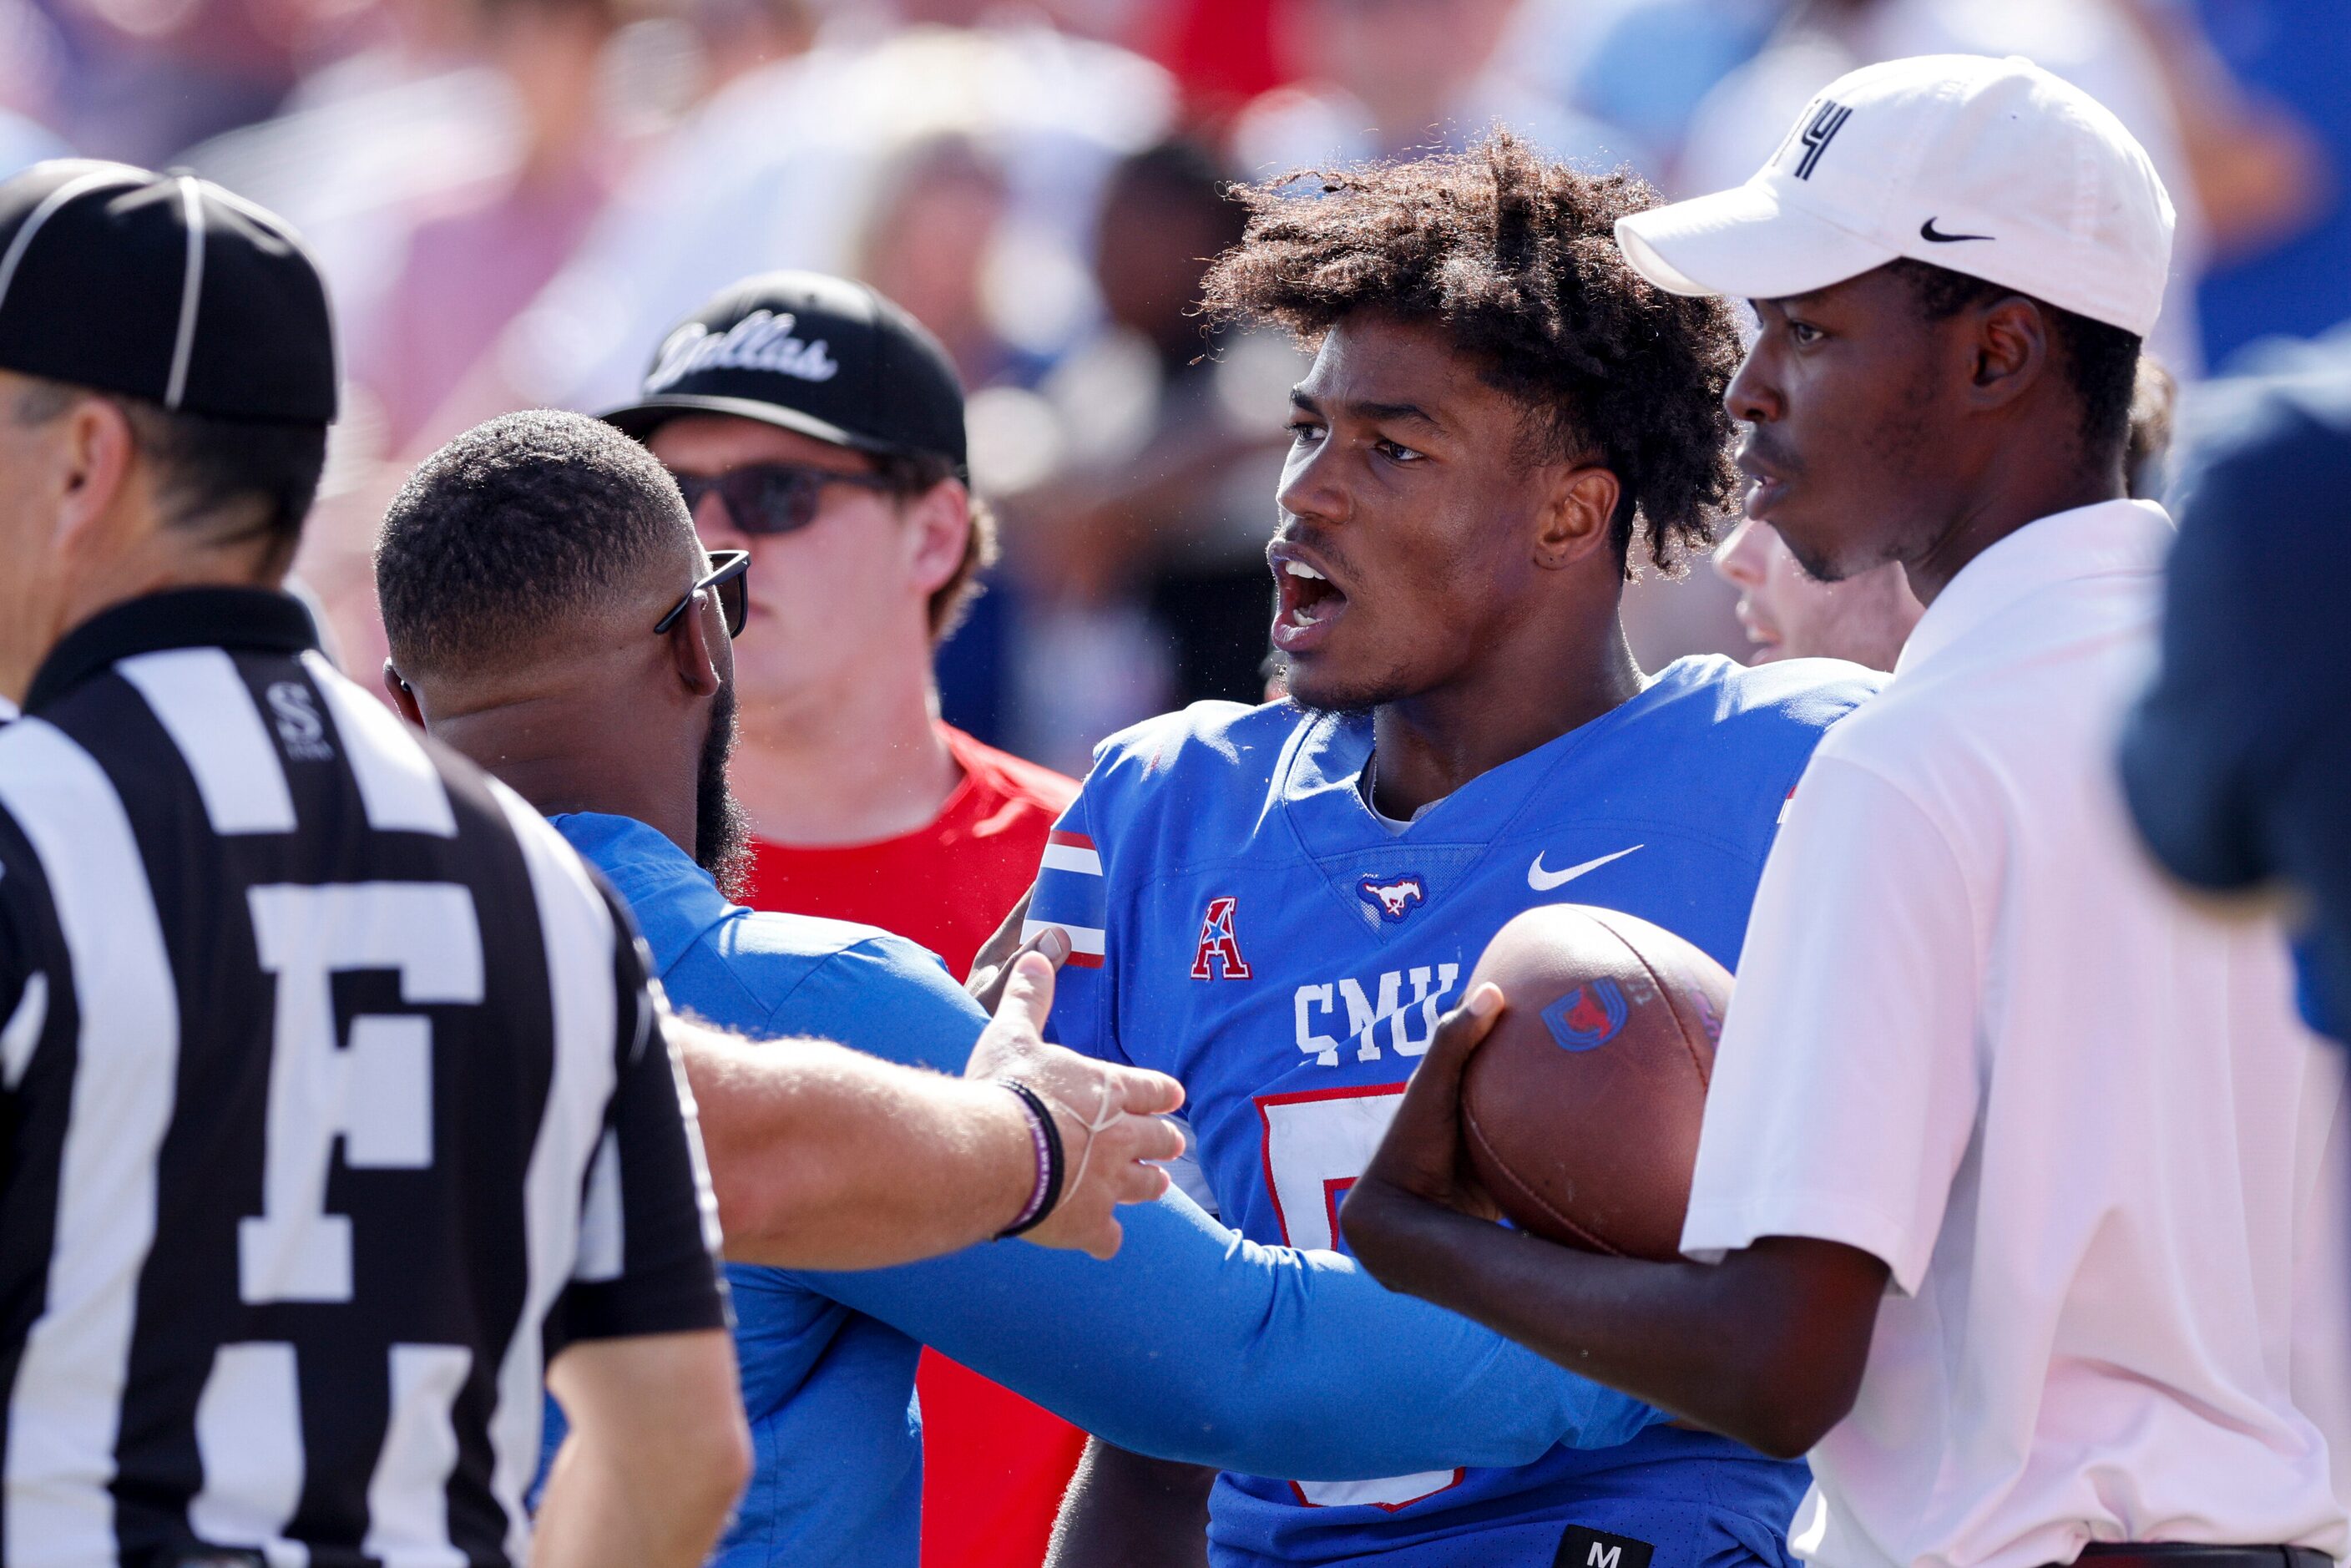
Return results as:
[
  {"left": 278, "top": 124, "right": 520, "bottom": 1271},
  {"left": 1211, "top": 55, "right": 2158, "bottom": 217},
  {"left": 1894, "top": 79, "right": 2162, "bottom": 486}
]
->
[
  {"left": 717, "top": 566, "right": 748, "bottom": 638},
  {"left": 728, "top": 468, "right": 822, "bottom": 535}
]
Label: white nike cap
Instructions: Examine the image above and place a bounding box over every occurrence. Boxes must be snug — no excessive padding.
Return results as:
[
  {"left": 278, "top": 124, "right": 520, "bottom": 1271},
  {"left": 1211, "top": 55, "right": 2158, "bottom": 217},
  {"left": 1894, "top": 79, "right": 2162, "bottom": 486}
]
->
[{"left": 1616, "top": 53, "right": 2177, "bottom": 337}]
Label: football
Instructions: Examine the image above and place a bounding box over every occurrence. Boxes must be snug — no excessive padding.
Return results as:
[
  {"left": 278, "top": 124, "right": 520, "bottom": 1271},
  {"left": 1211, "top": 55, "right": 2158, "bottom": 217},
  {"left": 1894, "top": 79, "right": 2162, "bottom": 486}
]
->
[{"left": 1457, "top": 904, "right": 1730, "bottom": 1261}]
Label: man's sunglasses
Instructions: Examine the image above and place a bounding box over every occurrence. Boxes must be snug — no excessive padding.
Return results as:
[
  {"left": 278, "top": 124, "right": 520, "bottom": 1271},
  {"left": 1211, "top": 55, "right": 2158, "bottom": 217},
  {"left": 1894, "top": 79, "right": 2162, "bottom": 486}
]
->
[
  {"left": 674, "top": 461, "right": 899, "bottom": 537},
  {"left": 656, "top": 549, "right": 751, "bottom": 639}
]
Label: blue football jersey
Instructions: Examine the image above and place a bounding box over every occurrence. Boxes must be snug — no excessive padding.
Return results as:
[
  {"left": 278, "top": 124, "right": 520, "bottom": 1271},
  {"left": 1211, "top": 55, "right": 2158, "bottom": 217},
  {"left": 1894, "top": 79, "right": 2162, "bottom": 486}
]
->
[{"left": 1025, "top": 655, "right": 1881, "bottom": 1568}]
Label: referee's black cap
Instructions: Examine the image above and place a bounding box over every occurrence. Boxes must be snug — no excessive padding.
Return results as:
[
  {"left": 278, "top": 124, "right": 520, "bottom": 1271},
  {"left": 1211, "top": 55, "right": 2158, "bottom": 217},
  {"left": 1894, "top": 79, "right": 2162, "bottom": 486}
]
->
[
  {"left": 0, "top": 159, "right": 337, "bottom": 424},
  {"left": 604, "top": 271, "right": 967, "bottom": 479}
]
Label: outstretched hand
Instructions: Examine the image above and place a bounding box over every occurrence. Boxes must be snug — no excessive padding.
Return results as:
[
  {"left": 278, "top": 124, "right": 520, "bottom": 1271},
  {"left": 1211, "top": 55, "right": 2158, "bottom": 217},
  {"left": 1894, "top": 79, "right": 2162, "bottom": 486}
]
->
[
  {"left": 1342, "top": 983, "right": 1505, "bottom": 1283},
  {"left": 967, "top": 950, "right": 1186, "bottom": 1259},
  {"left": 966, "top": 886, "right": 1044, "bottom": 1015}
]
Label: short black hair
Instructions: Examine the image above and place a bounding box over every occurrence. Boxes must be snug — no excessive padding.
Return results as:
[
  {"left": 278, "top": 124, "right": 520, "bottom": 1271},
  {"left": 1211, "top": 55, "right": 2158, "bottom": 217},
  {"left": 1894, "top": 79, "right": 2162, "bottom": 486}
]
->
[
  {"left": 1887, "top": 259, "right": 2141, "bottom": 467},
  {"left": 377, "top": 408, "right": 697, "bottom": 677},
  {"left": 14, "top": 377, "right": 327, "bottom": 554},
  {"left": 1199, "top": 131, "right": 1744, "bottom": 574}
]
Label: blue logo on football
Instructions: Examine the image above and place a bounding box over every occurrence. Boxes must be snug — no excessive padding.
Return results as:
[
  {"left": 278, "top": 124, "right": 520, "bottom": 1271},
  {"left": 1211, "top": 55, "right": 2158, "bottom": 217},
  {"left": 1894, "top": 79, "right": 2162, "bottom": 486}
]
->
[
  {"left": 1541, "top": 979, "right": 1629, "bottom": 1052},
  {"left": 1357, "top": 874, "right": 1426, "bottom": 923}
]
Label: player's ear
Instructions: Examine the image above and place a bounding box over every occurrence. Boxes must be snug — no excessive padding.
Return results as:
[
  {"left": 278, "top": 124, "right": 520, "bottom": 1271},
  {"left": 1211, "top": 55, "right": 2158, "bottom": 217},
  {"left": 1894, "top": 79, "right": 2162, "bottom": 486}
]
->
[
  {"left": 899, "top": 479, "right": 969, "bottom": 599},
  {"left": 48, "top": 392, "right": 137, "bottom": 561},
  {"left": 1534, "top": 464, "right": 1620, "bottom": 571},
  {"left": 665, "top": 583, "right": 725, "bottom": 699},
  {"left": 382, "top": 661, "right": 426, "bottom": 728},
  {"left": 1964, "top": 296, "right": 2050, "bottom": 411}
]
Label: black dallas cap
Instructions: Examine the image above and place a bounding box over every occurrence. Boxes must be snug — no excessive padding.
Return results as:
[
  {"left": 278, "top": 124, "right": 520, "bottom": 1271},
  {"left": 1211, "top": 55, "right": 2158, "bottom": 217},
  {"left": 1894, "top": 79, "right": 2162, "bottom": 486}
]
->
[
  {"left": 604, "top": 271, "right": 967, "bottom": 478},
  {"left": 0, "top": 159, "right": 336, "bottom": 425}
]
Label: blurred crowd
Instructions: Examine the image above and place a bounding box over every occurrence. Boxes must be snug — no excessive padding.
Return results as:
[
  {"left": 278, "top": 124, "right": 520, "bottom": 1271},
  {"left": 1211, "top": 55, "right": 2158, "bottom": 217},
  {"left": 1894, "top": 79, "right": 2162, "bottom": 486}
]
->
[{"left": 5, "top": 0, "right": 2344, "bottom": 772}]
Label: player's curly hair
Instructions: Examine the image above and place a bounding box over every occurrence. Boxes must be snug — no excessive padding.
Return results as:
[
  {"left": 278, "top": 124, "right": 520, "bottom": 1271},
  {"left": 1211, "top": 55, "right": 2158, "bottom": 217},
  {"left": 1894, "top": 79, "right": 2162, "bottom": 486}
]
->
[{"left": 1201, "top": 131, "right": 1743, "bottom": 575}]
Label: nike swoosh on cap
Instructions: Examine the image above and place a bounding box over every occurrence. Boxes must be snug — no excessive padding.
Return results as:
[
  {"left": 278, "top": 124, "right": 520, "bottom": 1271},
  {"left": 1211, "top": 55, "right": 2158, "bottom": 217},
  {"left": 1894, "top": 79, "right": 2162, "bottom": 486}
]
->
[
  {"left": 1528, "top": 845, "right": 1644, "bottom": 893},
  {"left": 1920, "top": 218, "right": 1993, "bottom": 243}
]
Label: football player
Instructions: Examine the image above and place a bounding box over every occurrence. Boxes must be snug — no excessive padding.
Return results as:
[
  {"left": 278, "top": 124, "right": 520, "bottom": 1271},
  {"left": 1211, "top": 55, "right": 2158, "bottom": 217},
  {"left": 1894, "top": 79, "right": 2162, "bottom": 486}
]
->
[{"left": 1023, "top": 133, "right": 1880, "bottom": 1568}]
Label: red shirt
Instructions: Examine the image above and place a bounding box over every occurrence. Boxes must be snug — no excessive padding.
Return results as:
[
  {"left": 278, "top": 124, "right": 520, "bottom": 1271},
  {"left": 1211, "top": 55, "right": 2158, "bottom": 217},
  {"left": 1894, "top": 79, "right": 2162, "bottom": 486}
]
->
[{"left": 737, "top": 725, "right": 1084, "bottom": 1568}]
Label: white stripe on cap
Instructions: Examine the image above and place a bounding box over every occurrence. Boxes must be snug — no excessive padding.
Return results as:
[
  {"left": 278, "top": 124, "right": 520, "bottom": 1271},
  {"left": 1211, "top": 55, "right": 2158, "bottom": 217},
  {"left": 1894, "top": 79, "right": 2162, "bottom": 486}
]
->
[
  {"left": 0, "top": 718, "right": 181, "bottom": 1567},
  {"left": 0, "top": 166, "right": 149, "bottom": 321},
  {"left": 164, "top": 175, "right": 205, "bottom": 411}
]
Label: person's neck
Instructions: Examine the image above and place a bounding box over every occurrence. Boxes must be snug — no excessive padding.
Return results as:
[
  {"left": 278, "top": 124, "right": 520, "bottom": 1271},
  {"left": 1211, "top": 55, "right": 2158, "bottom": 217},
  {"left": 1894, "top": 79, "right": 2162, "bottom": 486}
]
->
[
  {"left": 729, "top": 655, "right": 961, "bottom": 848},
  {"left": 1368, "top": 610, "right": 1645, "bottom": 821},
  {"left": 436, "top": 696, "right": 701, "bottom": 862},
  {"left": 1902, "top": 456, "right": 2127, "bottom": 606},
  {"left": 5, "top": 532, "right": 285, "bottom": 703}
]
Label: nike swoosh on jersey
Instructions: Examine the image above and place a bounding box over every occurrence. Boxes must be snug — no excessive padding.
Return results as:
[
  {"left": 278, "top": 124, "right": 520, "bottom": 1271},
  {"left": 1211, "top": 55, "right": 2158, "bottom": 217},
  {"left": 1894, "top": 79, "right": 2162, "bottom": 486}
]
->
[{"left": 1527, "top": 844, "right": 1644, "bottom": 892}]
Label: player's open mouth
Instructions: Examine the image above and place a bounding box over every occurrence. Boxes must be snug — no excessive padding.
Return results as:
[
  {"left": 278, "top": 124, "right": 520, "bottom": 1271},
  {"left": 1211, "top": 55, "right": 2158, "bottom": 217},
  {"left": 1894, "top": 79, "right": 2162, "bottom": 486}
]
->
[
  {"left": 1271, "top": 554, "right": 1348, "bottom": 654},
  {"left": 1734, "top": 444, "right": 1791, "bottom": 521}
]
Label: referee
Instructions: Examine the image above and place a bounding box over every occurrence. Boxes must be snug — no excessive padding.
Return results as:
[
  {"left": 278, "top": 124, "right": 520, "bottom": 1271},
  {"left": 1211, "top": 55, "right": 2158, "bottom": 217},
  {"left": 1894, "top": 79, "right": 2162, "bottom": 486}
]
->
[{"left": 0, "top": 162, "right": 747, "bottom": 1567}]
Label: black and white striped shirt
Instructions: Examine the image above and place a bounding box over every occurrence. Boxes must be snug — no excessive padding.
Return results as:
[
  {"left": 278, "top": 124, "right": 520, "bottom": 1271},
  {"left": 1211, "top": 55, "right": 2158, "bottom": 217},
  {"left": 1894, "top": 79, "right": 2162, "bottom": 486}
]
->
[{"left": 0, "top": 589, "right": 728, "bottom": 1568}]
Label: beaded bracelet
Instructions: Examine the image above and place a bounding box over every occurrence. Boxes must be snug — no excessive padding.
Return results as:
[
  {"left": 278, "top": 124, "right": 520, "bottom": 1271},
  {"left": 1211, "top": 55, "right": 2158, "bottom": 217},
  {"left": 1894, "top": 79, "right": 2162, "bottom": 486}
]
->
[{"left": 994, "top": 1080, "right": 1065, "bottom": 1239}]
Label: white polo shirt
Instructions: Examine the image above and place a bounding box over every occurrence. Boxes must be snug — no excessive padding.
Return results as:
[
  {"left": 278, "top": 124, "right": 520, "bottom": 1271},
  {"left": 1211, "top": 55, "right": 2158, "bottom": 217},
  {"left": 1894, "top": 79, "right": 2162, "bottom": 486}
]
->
[{"left": 1683, "top": 498, "right": 2350, "bottom": 1568}]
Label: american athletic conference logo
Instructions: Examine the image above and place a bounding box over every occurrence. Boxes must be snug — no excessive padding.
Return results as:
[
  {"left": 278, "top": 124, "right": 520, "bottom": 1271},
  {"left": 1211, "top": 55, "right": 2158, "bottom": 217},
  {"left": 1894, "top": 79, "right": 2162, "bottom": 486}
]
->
[
  {"left": 1191, "top": 896, "right": 1251, "bottom": 980},
  {"left": 1542, "top": 979, "right": 1629, "bottom": 1052}
]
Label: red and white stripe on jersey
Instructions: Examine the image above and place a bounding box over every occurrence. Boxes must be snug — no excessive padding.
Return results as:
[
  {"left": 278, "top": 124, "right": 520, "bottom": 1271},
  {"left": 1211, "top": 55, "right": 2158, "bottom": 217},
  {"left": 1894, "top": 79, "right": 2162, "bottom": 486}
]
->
[{"left": 1024, "top": 830, "right": 1107, "bottom": 969}]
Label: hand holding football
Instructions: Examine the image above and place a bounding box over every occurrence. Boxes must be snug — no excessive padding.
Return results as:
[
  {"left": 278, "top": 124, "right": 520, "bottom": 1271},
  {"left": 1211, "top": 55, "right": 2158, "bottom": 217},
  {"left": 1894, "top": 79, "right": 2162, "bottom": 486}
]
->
[{"left": 1457, "top": 904, "right": 1730, "bottom": 1261}]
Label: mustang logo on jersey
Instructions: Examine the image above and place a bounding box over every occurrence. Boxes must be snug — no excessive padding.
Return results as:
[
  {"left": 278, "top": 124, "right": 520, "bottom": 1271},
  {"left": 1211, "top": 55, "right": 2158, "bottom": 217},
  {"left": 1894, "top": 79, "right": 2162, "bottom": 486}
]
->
[
  {"left": 1543, "top": 979, "right": 1630, "bottom": 1052},
  {"left": 1191, "top": 896, "right": 1252, "bottom": 980},
  {"left": 1295, "top": 964, "right": 1460, "bottom": 1065},
  {"left": 1357, "top": 875, "right": 1427, "bottom": 923}
]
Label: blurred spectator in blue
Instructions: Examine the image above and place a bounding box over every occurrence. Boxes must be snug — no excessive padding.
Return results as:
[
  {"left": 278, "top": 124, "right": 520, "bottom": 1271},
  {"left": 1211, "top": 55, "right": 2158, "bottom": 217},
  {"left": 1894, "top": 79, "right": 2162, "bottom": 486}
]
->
[
  {"left": 2121, "top": 336, "right": 2351, "bottom": 1042},
  {"left": 2190, "top": 0, "right": 2351, "bottom": 362},
  {"left": 1504, "top": 0, "right": 1777, "bottom": 172},
  {"left": 1231, "top": 0, "right": 1629, "bottom": 178},
  {"left": 33, "top": 0, "right": 294, "bottom": 163}
]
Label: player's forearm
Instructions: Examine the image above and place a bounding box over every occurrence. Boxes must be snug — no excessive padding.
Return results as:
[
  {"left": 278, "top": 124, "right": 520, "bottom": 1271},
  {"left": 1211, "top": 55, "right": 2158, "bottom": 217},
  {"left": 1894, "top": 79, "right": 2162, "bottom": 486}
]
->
[
  {"left": 1342, "top": 1181, "right": 1881, "bottom": 1457},
  {"left": 806, "top": 1186, "right": 1657, "bottom": 1475},
  {"left": 677, "top": 1023, "right": 1033, "bottom": 1267},
  {"left": 1045, "top": 1439, "right": 1212, "bottom": 1568}
]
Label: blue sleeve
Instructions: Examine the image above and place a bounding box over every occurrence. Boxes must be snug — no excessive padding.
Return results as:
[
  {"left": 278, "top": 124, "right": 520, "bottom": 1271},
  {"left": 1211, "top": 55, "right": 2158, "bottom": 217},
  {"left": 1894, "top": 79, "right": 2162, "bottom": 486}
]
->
[
  {"left": 802, "top": 1189, "right": 1666, "bottom": 1479},
  {"left": 766, "top": 934, "right": 979, "bottom": 1075},
  {"left": 1019, "top": 786, "right": 1123, "bottom": 1065}
]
